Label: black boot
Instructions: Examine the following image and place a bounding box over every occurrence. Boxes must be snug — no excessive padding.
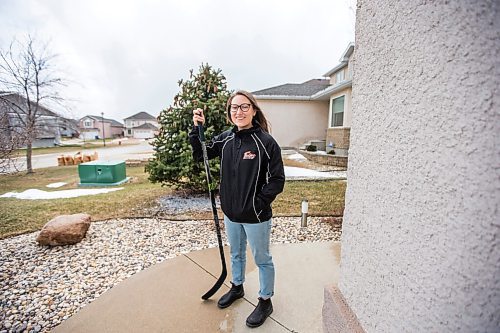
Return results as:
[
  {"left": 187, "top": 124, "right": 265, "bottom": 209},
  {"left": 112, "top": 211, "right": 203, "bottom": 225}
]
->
[
  {"left": 217, "top": 282, "right": 244, "bottom": 309},
  {"left": 246, "top": 297, "right": 273, "bottom": 328}
]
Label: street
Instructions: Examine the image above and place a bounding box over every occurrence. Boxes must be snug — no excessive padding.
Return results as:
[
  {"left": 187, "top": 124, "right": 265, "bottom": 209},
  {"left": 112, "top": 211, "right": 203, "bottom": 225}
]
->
[{"left": 3, "top": 140, "right": 154, "bottom": 173}]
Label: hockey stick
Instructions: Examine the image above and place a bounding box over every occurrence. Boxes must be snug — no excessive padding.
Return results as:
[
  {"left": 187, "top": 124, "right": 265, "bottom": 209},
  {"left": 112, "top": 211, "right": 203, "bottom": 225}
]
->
[{"left": 197, "top": 122, "right": 227, "bottom": 300}]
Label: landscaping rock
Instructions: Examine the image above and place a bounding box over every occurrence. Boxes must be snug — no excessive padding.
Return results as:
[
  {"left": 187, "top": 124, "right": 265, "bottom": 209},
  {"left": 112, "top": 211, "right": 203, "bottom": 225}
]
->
[
  {"left": 2, "top": 217, "right": 341, "bottom": 332},
  {"left": 321, "top": 217, "right": 343, "bottom": 228},
  {"left": 36, "top": 214, "right": 91, "bottom": 246}
]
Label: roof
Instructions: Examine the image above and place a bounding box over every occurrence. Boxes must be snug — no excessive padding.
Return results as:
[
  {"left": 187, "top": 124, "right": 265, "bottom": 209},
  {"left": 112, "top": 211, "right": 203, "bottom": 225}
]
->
[
  {"left": 2, "top": 112, "right": 59, "bottom": 139},
  {"left": 0, "top": 92, "right": 59, "bottom": 117},
  {"left": 253, "top": 79, "right": 330, "bottom": 97},
  {"left": 310, "top": 80, "right": 352, "bottom": 100},
  {"left": 0, "top": 92, "right": 82, "bottom": 140},
  {"left": 124, "top": 112, "right": 157, "bottom": 121},
  {"left": 323, "top": 43, "right": 354, "bottom": 77},
  {"left": 109, "top": 120, "right": 124, "bottom": 127},
  {"left": 254, "top": 79, "right": 352, "bottom": 102},
  {"left": 133, "top": 123, "right": 158, "bottom": 130},
  {"left": 252, "top": 42, "right": 354, "bottom": 102},
  {"left": 80, "top": 115, "right": 124, "bottom": 127}
]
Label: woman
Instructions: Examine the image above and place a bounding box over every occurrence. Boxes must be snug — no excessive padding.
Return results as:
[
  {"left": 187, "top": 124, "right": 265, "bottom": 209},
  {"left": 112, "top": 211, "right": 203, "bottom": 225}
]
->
[{"left": 189, "top": 90, "right": 285, "bottom": 328}]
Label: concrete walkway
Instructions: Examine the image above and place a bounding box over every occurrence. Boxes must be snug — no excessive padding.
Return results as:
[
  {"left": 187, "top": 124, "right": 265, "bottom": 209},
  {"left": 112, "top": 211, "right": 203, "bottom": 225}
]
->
[{"left": 53, "top": 242, "right": 340, "bottom": 332}]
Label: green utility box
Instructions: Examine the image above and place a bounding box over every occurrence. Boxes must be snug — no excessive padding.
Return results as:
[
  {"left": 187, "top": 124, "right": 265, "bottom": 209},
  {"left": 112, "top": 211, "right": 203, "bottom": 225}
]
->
[{"left": 78, "top": 160, "right": 129, "bottom": 186}]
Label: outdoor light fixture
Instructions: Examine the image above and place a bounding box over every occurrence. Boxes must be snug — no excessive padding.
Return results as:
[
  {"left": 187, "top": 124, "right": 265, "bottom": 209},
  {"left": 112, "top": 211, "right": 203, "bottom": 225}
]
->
[{"left": 301, "top": 198, "right": 309, "bottom": 227}]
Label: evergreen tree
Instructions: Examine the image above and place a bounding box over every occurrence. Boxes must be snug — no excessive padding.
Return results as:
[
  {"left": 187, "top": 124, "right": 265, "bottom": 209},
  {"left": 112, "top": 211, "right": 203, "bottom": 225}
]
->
[{"left": 146, "top": 63, "right": 231, "bottom": 191}]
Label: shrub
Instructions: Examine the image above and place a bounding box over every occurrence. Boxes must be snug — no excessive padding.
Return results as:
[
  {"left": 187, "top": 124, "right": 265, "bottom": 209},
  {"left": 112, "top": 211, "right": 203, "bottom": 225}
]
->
[
  {"left": 145, "top": 63, "right": 232, "bottom": 191},
  {"left": 305, "top": 144, "right": 317, "bottom": 152}
]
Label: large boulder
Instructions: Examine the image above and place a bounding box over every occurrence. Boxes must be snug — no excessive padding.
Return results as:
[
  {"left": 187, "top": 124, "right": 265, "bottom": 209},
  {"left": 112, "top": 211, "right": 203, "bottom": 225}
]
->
[{"left": 36, "top": 213, "right": 91, "bottom": 246}]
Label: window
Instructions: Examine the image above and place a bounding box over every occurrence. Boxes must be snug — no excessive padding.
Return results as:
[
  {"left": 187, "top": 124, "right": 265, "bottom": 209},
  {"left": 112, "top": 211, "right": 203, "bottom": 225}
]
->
[
  {"left": 84, "top": 120, "right": 91, "bottom": 127},
  {"left": 127, "top": 129, "right": 132, "bottom": 135},
  {"left": 330, "top": 96, "right": 345, "bottom": 127},
  {"left": 336, "top": 70, "right": 345, "bottom": 84}
]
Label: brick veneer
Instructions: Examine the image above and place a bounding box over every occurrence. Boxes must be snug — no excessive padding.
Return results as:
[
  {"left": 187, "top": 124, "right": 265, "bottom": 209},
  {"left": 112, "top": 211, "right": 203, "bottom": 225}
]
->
[
  {"left": 326, "top": 127, "right": 351, "bottom": 149},
  {"left": 300, "top": 150, "right": 348, "bottom": 169}
]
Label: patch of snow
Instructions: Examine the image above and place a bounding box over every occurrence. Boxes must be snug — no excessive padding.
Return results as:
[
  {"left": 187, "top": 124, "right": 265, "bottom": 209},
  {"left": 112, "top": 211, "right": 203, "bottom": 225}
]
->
[
  {"left": 0, "top": 188, "right": 123, "bottom": 200},
  {"left": 287, "top": 153, "right": 307, "bottom": 161},
  {"left": 285, "top": 166, "right": 333, "bottom": 178},
  {"left": 46, "top": 182, "right": 67, "bottom": 188},
  {"left": 284, "top": 166, "right": 346, "bottom": 180},
  {"left": 281, "top": 149, "right": 297, "bottom": 155}
]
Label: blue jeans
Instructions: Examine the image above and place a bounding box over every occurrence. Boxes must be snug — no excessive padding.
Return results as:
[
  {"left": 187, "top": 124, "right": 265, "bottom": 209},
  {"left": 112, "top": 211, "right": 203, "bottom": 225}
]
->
[{"left": 224, "top": 216, "right": 275, "bottom": 299}]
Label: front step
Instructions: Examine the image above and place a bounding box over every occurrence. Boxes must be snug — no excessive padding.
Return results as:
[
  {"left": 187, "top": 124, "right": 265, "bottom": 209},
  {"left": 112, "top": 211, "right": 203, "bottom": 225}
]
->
[{"left": 300, "top": 139, "right": 326, "bottom": 151}]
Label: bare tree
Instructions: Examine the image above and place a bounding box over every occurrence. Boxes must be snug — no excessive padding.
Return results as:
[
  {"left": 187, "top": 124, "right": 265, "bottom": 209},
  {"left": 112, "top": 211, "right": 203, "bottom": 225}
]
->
[
  {"left": 0, "top": 104, "right": 25, "bottom": 173},
  {"left": 0, "top": 35, "right": 65, "bottom": 173}
]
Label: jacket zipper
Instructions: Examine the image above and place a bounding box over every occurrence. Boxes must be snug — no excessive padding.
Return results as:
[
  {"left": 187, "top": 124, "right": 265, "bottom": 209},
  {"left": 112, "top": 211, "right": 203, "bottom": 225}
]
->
[{"left": 231, "top": 136, "right": 242, "bottom": 212}]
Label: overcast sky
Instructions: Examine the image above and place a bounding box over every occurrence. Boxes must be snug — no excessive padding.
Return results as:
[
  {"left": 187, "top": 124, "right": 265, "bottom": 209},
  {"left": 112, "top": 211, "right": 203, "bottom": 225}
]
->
[{"left": 0, "top": 0, "right": 356, "bottom": 122}]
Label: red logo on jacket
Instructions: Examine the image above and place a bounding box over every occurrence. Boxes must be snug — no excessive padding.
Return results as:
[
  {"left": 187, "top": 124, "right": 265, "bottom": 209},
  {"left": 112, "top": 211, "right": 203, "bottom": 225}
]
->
[{"left": 243, "top": 151, "right": 256, "bottom": 160}]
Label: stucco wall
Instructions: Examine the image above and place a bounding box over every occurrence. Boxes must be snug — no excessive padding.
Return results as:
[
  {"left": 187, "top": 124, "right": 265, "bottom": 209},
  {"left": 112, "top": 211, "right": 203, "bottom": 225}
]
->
[
  {"left": 257, "top": 99, "right": 328, "bottom": 148},
  {"left": 340, "top": 1, "right": 500, "bottom": 333}
]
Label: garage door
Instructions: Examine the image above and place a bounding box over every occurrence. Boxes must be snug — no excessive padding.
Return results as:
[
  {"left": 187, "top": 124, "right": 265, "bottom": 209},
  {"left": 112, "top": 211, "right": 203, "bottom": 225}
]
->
[
  {"left": 81, "top": 131, "right": 99, "bottom": 140},
  {"left": 134, "top": 130, "right": 153, "bottom": 139}
]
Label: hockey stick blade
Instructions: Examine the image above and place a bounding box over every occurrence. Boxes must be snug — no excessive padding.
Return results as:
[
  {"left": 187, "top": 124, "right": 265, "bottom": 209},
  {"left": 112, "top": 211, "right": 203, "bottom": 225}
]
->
[
  {"left": 201, "top": 204, "right": 227, "bottom": 299},
  {"left": 201, "top": 267, "right": 227, "bottom": 300}
]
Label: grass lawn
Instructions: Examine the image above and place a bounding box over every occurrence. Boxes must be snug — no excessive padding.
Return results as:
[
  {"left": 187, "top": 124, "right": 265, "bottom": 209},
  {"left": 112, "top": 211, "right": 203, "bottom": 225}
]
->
[
  {"left": 0, "top": 165, "right": 172, "bottom": 239},
  {"left": 274, "top": 180, "right": 345, "bottom": 217},
  {"left": 0, "top": 165, "right": 346, "bottom": 239}
]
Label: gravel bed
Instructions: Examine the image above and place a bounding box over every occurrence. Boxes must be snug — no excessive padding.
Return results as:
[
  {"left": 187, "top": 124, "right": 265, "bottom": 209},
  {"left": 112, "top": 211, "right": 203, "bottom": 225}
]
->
[
  {"left": 0, "top": 217, "right": 341, "bottom": 333},
  {"left": 156, "top": 193, "right": 219, "bottom": 215}
]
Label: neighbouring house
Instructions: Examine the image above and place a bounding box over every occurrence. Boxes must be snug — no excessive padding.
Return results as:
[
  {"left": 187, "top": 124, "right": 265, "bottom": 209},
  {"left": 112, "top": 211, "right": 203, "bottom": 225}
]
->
[
  {"left": 58, "top": 118, "right": 80, "bottom": 138},
  {"left": 253, "top": 43, "right": 354, "bottom": 155},
  {"left": 123, "top": 112, "right": 158, "bottom": 139},
  {"left": 0, "top": 92, "right": 79, "bottom": 148},
  {"left": 78, "top": 115, "right": 124, "bottom": 140}
]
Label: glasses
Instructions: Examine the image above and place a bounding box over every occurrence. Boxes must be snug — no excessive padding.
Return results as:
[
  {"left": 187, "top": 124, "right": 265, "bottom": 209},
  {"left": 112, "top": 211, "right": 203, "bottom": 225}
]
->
[{"left": 230, "top": 103, "right": 252, "bottom": 113}]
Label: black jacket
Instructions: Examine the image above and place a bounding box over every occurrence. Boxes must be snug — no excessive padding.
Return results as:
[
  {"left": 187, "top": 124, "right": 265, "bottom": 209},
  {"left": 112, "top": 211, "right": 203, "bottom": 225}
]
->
[{"left": 189, "top": 123, "right": 285, "bottom": 223}]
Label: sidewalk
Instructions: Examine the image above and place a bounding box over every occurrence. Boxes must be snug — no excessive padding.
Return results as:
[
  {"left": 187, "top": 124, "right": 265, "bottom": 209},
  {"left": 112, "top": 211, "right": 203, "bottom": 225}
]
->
[{"left": 53, "top": 241, "right": 340, "bottom": 332}]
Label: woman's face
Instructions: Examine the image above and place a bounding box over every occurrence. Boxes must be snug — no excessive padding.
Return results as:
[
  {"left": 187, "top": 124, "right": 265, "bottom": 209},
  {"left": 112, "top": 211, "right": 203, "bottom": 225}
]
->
[{"left": 230, "top": 94, "right": 256, "bottom": 130}]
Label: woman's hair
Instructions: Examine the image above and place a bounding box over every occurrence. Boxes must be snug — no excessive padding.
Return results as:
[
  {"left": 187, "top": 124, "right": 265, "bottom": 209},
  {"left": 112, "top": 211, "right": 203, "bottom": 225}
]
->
[{"left": 226, "top": 90, "right": 270, "bottom": 133}]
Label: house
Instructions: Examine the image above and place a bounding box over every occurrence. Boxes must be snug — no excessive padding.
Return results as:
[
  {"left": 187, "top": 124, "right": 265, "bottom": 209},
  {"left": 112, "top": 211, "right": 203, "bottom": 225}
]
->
[
  {"left": 79, "top": 115, "right": 124, "bottom": 140},
  {"left": 324, "top": 2, "right": 498, "bottom": 332},
  {"left": 253, "top": 43, "right": 354, "bottom": 155},
  {"left": 0, "top": 92, "right": 79, "bottom": 148},
  {"left": 123, "top": 112, "right": 158, "bottom": 139},
  {"left": 58, "top": 118, "right": 80, "bottom": 138}
]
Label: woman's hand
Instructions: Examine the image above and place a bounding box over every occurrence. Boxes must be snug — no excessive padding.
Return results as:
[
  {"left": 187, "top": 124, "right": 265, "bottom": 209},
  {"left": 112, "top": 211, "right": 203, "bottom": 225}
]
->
[{"left": 192, "top": 108, "right": 205, "bottom": 126}]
